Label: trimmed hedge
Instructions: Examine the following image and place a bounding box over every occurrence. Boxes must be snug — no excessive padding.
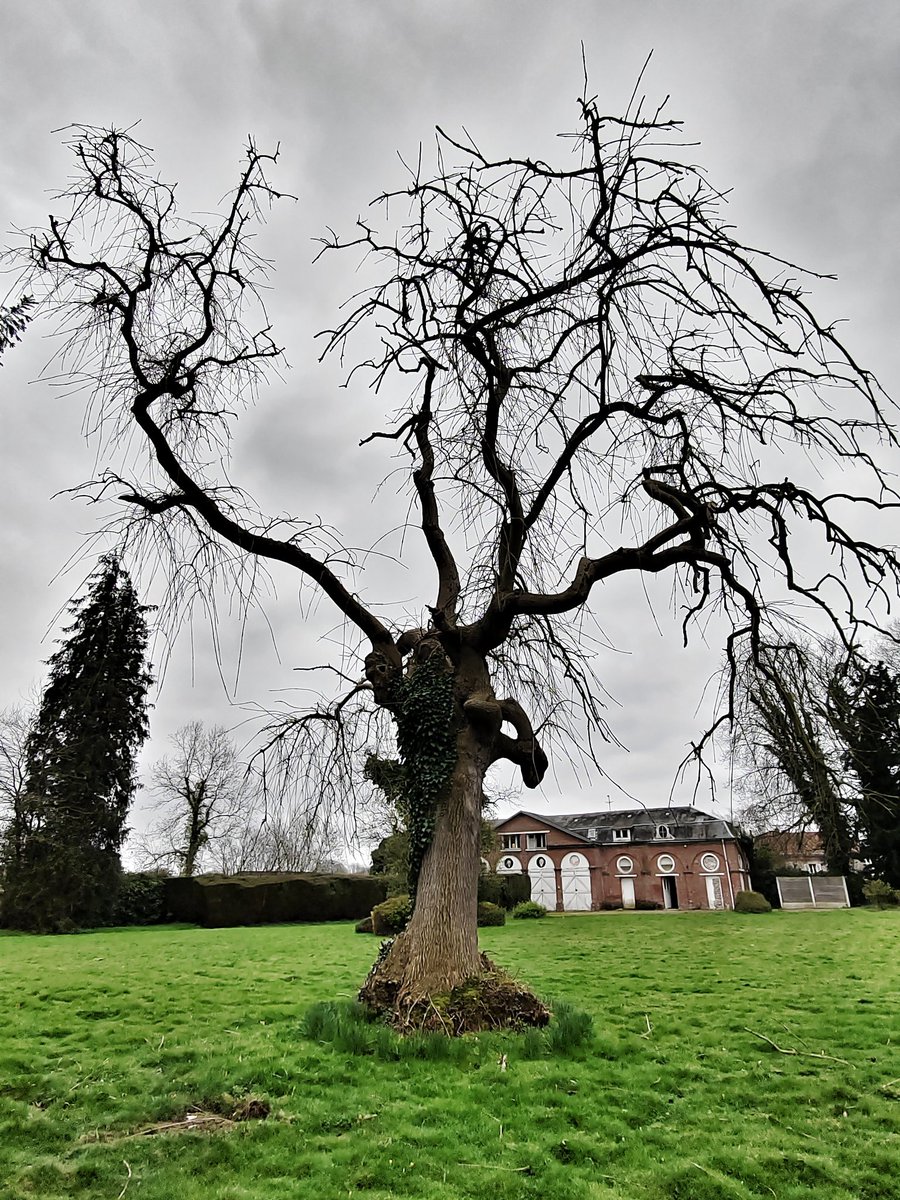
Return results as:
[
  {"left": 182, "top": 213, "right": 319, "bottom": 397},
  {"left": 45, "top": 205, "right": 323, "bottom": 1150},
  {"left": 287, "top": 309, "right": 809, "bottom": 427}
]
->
[
  {"left": 163, "top": 872, "right": 388, "bottom": 928},
  {"left": 512, "top": 900, "right": 547, "bottom": 919}
]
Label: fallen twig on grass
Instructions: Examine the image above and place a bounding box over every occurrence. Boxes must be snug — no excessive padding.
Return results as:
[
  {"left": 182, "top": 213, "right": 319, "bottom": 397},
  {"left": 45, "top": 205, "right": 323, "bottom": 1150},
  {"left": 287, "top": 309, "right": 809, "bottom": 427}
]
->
[
  {"left": 744, "top": 1028, "right": 853, "bottom": 1067},
  {"left": 458, "top": 1164, "right": 533, "bottom": 1172},
  {"left": 117, "top": 1160, "right": 132, "bottom": 1200}
]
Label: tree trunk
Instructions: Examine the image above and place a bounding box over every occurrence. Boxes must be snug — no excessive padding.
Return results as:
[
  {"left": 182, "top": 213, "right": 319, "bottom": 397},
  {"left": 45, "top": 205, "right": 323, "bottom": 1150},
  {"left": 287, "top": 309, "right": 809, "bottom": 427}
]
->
[{"left": 363, "top": 733, "right": 486, "bottom": 1005}]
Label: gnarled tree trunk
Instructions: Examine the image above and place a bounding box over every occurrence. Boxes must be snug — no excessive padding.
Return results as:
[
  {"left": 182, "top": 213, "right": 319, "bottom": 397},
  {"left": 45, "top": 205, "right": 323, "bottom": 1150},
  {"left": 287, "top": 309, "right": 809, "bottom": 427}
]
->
[
  {"left": 359, "top": 643, "right": 551, "bottom": 1030},
  {"left": 365, "top": 734, "right": 486, "bottom": 1004}
]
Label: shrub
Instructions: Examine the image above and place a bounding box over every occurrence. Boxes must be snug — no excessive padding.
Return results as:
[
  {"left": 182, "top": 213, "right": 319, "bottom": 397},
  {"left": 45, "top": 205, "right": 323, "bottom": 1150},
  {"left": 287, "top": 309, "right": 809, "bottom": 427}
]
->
[
  {"left": 111, "top": 873, "right": 168, "bottom": 925},
  {"left": 734, "top": 889, "right": 772, "bottom": 914},
  {"left": 371, "top": 893, "right": 412, "bottom": 935},
  {"left": 355, "top": 916, "right": 374, "bottom": 933},
  {"left": 477, "top": 901, "right": 506, "bottom": 927},
  {"left": 862, "top": 879, "right": 899, "bottom": 908},
  {"left": 512, "top": 900, "right": 547, "bottom": 919},
  {"left": 634, "top": 898, "right": 662, "bottom": 910}
]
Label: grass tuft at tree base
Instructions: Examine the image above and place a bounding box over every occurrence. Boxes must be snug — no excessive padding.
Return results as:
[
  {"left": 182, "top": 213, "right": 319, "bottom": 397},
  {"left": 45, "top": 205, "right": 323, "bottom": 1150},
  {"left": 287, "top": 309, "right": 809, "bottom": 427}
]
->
[{"left": 301, "top": 992, "right": 589, "bottom": 1056}]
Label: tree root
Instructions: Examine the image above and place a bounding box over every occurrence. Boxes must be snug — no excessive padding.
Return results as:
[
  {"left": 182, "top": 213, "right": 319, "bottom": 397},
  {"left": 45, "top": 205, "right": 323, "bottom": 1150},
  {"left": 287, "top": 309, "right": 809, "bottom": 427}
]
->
[{"left": 358, "top": 956, "right": 551, "bottom": 1034}]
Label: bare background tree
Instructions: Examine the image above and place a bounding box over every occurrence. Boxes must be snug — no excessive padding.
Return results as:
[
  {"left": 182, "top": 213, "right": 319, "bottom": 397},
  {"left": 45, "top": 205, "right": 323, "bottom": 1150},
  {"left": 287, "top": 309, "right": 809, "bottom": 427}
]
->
[
  {"left": 731, "top": 639, "right": 855, "bottom": 875},
  {"left": 140, "top": 721, "right": 247, "bottom": 876},
  {"left": 212, "top": 805, "right": 347, "bottom": 875},
  {"left": 139, "top": 720, "right": 348, "bottom": 875},
  {"left": 19, "top": 86, "right": 900, "bottom": 1022},
  {"left": 732, "top": 627, "right": 900, "bottom": 889},
  {"left": 0, "top": 704, "right": 35, "bottom": 869}
]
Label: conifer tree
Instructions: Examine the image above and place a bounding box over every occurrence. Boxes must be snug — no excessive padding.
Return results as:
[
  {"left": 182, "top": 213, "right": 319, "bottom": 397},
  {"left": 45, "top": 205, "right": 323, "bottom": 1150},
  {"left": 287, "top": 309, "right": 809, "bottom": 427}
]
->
[{"left": 0, "top": 555, "right": 153, "bottom": 930}]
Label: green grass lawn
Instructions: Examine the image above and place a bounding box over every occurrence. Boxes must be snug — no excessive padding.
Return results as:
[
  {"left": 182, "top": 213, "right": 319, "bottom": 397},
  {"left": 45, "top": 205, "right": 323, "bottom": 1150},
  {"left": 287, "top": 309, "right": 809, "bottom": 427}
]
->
[{"left": 1, "top": 909, "right": 899, "bottom": 1200}]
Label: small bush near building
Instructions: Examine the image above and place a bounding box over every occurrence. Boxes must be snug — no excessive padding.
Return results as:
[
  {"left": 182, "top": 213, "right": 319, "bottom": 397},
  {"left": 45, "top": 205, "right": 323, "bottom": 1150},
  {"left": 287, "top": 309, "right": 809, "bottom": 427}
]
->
[
  {"left": 476, "top": 902, "right": 506, "bottom": 927},
  {"left": 111, "top": 873, "right": 168, "bottom": 925},
  {"left": 862, "top": 879, "right": 899, "bottom": 908},
  {"left": 371, "top": 894, "right": 412, "bottom": 935},
  {"left": 512, "top": 901, "right": 547, "bottom": 919},
  {"left": 734, "top": 890, "right": 772, "bottom": 914}
]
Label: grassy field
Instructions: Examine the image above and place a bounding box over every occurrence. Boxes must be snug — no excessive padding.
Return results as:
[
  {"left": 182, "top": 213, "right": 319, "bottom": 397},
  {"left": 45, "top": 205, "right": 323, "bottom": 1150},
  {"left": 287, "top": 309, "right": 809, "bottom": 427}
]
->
[{"left": 1, "top": 909, "right": 899, "bottom": 1200}]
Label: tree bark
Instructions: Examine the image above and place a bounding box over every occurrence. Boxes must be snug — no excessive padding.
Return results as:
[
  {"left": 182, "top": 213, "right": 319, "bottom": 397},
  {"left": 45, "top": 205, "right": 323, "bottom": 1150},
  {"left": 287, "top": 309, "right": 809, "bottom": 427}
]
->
[{"left": 363, "top": 732, "right": 487, "bottom": 1005}]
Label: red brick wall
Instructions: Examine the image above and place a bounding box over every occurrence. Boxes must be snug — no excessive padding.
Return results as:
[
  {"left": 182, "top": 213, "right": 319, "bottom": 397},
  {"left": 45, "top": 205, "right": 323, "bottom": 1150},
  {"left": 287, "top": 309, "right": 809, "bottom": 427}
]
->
[{"left": 491, "top": 815, "right": 748, "bottom": 911}]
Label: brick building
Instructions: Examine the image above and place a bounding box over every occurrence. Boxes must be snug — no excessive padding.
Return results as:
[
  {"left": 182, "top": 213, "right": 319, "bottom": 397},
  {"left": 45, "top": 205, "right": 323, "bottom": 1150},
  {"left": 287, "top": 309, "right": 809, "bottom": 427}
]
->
[{"left": 490, "top": 807, "right": 750, "bottom": 911}]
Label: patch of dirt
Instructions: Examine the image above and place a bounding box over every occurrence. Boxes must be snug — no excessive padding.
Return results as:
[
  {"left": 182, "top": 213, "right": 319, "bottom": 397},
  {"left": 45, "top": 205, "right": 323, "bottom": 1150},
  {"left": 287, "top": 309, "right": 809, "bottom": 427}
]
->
[{"left": 82, "top": 1097, "right": 270, "bottom": 1142}]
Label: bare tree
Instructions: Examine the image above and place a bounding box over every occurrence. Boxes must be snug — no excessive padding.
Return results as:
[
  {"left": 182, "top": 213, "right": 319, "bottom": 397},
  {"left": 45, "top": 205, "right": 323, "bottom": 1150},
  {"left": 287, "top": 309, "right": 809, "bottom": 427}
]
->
[
  {"left": 143, "top": 722, "right": 246, "bottom": 876},
  {"left": 0, "top": 704, "right": 35, "bottom": 873},
  {"left": 19, "top": 90, "right": 900, "bottom": 1024},
  {"left": 213, "top": 805, "right": 346, "bottom": 874},
  {"left": 731, "top": 640, "right": 855, "bottom": 874}
]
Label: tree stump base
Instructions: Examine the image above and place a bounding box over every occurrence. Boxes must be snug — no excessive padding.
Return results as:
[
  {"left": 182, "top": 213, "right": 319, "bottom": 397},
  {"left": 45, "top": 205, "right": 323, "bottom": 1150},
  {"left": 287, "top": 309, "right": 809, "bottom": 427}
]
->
[{"left": 358, "top": 954, "right": 551, "bottom": 1035}]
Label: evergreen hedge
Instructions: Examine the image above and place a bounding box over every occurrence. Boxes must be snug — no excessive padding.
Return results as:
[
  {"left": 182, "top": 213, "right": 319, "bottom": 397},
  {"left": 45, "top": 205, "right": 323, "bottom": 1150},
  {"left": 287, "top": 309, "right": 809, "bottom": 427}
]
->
[{"left": 163, "top": 872, "right": 387, "bottom": 927}]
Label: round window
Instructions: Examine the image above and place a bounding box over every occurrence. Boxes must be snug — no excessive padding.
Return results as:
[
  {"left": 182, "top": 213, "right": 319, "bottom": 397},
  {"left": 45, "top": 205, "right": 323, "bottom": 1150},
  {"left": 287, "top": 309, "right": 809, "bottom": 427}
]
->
[
  {"left": 502, "top": 856, "right": 516, "bottom": 871},
  {"left": 617, "top": 855, "right": 634, "bottom": 874},
  {"left": 533, "top": 855, "right": 548, "bottom": 870},
  {"left": 657, "top": 854, "right": 676, "bottom": 874},
  {"left": 700, "top": 852, "right": 720, "bottom": 873}
]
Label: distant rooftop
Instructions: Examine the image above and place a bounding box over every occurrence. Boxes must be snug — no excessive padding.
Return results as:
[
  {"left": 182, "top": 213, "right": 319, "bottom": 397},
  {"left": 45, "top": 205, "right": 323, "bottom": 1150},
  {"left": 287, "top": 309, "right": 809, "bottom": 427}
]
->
[{"left": 495, "top": 806, "right": 737, "bottom": 844}]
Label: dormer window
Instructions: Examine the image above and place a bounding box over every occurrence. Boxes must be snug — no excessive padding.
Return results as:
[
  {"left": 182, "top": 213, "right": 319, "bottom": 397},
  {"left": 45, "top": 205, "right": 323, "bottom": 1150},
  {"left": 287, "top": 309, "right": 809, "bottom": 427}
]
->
[
  {"left": 501, "top": 834, "right": 521, "bottom": 851},
  {"left": 587, "top": 827, "right": 598, "bottom": 840},
  {"left": 612, "top": 828, "right": 632, "bottom": 842},
  {"left": 526, "top": 832, "right": 547, "bottom": 850},
  {"left": 656, "top": 824, "right": 672, "bottom": 840}
]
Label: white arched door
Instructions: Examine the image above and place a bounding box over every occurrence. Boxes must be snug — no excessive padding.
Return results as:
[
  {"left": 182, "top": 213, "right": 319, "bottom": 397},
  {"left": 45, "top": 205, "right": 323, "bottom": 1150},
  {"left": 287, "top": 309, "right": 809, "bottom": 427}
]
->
[
  {"left": 561, "top": 852, "right": 592, "bottom": 911},
  {"left": 528, "top": 854, "right": 557, "bottom": 909},
  {"left": 496, "top": 853, "right": 522, "bottom": 875}
]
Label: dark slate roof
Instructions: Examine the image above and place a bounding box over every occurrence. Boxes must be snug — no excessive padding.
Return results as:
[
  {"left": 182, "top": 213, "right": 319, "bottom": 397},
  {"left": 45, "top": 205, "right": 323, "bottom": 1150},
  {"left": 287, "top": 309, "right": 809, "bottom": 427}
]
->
[{"left": 495, "top": 806, "right": 737, "bottom": 845}]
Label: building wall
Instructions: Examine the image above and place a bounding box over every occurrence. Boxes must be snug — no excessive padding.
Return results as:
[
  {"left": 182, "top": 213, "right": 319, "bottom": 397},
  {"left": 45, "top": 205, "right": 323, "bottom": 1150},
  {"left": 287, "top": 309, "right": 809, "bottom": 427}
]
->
[{"left": 492, "top": 813, "right": 749, "bottom": 911}]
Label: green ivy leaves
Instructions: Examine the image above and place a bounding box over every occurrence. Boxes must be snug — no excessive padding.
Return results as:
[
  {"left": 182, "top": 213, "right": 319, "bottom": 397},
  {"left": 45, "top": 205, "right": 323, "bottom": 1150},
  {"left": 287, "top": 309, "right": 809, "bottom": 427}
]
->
[{"left": 394, "top": 654, "right": 457, "bottom": 897}]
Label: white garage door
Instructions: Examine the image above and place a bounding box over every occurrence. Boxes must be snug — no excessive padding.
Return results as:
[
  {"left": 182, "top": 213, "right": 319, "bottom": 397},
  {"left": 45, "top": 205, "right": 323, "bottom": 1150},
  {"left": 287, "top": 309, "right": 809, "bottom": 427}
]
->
[
  {"left": 561, "top": 852, "right": 591, "bottom": 911},
  {"left": 528, "top": 854, "right": 557, "bottom": 909}
]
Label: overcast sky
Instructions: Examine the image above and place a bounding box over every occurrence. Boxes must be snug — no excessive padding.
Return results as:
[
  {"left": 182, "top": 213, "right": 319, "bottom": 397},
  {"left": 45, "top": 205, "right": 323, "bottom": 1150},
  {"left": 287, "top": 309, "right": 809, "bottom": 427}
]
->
[{"left": 1, "top": 0, "right": 899, "bottom": 850}]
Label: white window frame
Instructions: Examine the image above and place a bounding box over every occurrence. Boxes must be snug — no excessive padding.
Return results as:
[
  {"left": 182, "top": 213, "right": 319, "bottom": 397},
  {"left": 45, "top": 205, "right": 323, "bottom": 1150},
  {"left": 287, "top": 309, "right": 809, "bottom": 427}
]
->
[
  {"left": 500, "top": 833, "right": 521, "bottom": 851},
  {"left": 612, "top": 828, "right": 632, "bottom": 842},
  {"left": 526, "top": 831, "right": 547, "bottom": 851},
  {"left": 656, "top": 853, "right": 677, "bottom": 874},
  {"left": 700, "top": 852, "right": 720, "bottom": 873},
  {"left": 616, "top": 855, "right": 635, "bottom": 875},
  {"left": 656, "top": 824, "right": 672, "bottom": 840}
]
